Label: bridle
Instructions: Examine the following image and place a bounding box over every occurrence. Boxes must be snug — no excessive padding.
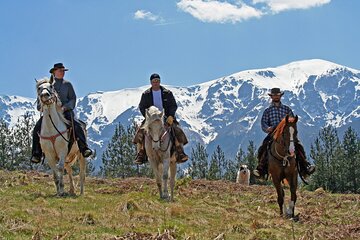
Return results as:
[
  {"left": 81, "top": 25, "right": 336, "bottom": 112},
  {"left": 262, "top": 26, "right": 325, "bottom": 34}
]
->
[
  {"left": 38, "top": 82, "right": 70, "bottom": 151},
  {"left": 146, "top": 121, "right": 172, "bottom": 152},
  {"left": 270, "top": 125, "right": 296, "bottom": 167}
]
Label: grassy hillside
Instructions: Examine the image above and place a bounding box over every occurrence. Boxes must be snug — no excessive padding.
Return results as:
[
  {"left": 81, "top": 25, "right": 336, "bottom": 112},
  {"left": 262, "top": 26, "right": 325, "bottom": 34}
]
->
[{"left": 0, "top": 170, "right": 359, "bottom": 240}]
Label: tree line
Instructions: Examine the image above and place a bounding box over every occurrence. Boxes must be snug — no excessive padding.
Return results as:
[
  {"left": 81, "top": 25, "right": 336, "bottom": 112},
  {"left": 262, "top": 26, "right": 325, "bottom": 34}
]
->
[{"left": 0, "top": 113, "right": 359, "bottom": 193}]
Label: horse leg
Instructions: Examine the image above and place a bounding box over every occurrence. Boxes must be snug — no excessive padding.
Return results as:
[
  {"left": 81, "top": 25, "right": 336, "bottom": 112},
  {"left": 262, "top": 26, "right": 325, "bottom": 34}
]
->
[
  {"left": 78, "top": 155, "right": 86, "bottom": 195},
  {"left": 64, "top": 163, "right": 75, "bottom": 196},
  {"left": 272, "top": 176, "right": 285, "bottom": 216},
  {"left": 149, "top": 158, "right": 162, "bottom": 199},
  {"left": 169, "top": 157, "right": 177, "bottom": 202},
  {"left": 162, "top": 159, "right": 170, "bottom": 200},
  {"left": 47, "top": 157, "right": 63, "bottom": 196},
  {"left": 286, "top": 174, "right": 298, "bottom": 218}
]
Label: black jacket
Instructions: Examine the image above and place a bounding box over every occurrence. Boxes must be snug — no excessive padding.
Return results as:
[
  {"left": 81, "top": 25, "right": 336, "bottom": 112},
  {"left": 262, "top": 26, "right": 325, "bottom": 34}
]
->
[{"left": 139, "top": 86, "right": 177, "bottom": 118}]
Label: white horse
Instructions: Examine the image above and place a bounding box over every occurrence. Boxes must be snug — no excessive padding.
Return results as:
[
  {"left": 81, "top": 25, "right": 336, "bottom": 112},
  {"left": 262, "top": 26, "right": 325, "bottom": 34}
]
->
[
  {"left": 143, "top": 106, "right": 177, "bottom": 201},
  {"left": 36, "top": 78, "right": 86, "bottom": 196}
]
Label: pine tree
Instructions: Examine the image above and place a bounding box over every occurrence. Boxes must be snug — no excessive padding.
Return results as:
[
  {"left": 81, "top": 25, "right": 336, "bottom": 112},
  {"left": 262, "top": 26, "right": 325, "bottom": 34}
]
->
[
  {"left": 10, "top": 112, "right": 35, "bottom": 170},
  {"left": 189, "top": 143, "right": 208, "bottom": 179},
  {"left": 243, "top": 141, "right": 257, "bottom": 184},
  {"left": 0, "top": 119, "right": 12, "bottom": 170},
  {"left": 309, "top": 126, "right": 341, "bottom": 192},
  {"left": 207, "top": 145, "right": 225, "bottom": 180},
  {"left": 342, "top": 127, "right": 360, "bottom": 193},
  {"left": 100, "top": 123, "right": 137, "bottom": 178}
]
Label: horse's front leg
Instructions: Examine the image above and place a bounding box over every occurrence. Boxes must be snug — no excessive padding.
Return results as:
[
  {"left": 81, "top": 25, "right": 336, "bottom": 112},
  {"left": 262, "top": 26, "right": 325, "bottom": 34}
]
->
[
  {"left": 47, "top": 156, "right": 64, "bottom": 196},
  {"left": 286, "top": 174, "right": 298, "bottom": 218},
  {"left": 149, "top": 158, "right": 163, "bottom": 199},
  {"left": 272, "top": 176, "right": 285, "bottom": 216}
]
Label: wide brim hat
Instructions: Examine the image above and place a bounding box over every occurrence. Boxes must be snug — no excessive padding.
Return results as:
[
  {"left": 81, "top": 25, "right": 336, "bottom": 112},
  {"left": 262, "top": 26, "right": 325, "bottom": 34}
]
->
[
  {"left": 268, "top": 88, "right": 284, "bottom": 96},
  {"left": 49, "top": 63, "right": 69, "bottom": 73}
]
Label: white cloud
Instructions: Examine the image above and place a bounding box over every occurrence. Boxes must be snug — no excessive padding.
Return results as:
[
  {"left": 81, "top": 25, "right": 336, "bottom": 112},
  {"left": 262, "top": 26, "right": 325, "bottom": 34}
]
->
[
  {"left": 134, "top": 10, "right": 162, "bottom": 22},
  {"left": 252, "top": 0, "right": 331, "bottom": 13},
  {"left": 177, "top": 0, "right": 331, "bottom": 23},
  {"left": 177, "top": 0, "right": 263, "bottom": 24}
]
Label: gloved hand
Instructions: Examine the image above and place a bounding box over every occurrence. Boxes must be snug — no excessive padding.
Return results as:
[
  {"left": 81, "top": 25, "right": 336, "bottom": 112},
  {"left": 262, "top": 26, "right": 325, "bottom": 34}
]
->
[{"left": 166, "top": 116, "right": 174, "bottom": 125}]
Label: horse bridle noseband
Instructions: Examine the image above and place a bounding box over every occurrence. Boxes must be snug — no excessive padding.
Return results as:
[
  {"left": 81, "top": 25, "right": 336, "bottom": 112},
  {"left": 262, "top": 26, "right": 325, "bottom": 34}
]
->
[{"left": 146, "top": 127, "right": 171, "bottom": 152}]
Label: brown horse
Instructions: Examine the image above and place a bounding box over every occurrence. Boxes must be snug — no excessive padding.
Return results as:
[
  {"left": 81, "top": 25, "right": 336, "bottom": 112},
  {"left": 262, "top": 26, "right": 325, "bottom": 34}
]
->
[{"left": 268, "top": 115, "right": 299, "bottom": 218}]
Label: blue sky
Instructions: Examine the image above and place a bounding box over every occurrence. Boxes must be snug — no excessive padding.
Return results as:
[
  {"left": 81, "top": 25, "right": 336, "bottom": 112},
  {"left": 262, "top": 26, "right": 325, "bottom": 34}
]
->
[{"left": 1, "top": 0, "right": 359, "bottom": 98}]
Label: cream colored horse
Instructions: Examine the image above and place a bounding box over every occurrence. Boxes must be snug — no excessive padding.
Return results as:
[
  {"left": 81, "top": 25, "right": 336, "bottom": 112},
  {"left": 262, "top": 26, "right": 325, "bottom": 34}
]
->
[
  {"left": 36, "top": 78, "right": 86, "bottom": 196},
  {"left": 142, "top": 106, "right": 177, "bottom": 201}
]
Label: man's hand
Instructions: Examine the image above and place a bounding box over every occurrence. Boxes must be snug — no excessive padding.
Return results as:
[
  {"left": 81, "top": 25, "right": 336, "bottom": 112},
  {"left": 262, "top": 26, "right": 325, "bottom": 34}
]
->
[
  {"left": 266, "top": 127, "right": 274, "bottom": 133},
  {"left": 166, "top": 116, "right": 174, "bottom": 125}
]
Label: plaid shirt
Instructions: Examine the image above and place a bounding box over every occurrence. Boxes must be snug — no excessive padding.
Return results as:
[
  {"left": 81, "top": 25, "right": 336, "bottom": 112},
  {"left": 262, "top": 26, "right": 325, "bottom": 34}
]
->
[{"left": 261, "top": 102, "right": 294, "bottom": 133}]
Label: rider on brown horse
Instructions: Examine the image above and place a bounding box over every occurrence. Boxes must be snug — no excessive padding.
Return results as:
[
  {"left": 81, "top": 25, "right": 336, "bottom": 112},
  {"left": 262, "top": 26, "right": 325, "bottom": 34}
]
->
[
  {"left": 133, "top": 73, "right": 188, "bottom": 164},
  {"left": 253, "top": 88, "right": 315, "bottom": 178},
  {"left": 30, "top": 63, "right": 93, "bottom": 163}
]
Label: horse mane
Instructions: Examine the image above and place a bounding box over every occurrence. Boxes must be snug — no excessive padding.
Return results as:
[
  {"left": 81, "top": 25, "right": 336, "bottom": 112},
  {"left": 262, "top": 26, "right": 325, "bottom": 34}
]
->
[
  {"left": 273, "top": 116, "right": 297, "bottom": 141},
  {"left": 273, "top": 117, "right": 287, "bottom": 141}
]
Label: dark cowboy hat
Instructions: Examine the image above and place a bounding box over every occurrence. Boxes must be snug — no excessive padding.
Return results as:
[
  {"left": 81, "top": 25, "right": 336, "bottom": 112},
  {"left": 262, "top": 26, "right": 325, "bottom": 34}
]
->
[
  {"left": 268, "top": 88, "right": 284, "bottom": 96},
  {"left": 49, "top": 63, "right": 69, "bottom": 73}
]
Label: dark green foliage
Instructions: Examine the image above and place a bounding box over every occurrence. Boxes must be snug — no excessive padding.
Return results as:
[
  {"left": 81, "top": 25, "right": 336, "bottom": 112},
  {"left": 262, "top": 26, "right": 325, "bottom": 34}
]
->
[
  {"left": 189, "top": 143, "right": 208, "bottom": 179},
  {"left": 100, "top": 123, "right": 137, "bottom": 178},
  {"left": 309, "top": 126, "right": 360, "bottom": 193}
]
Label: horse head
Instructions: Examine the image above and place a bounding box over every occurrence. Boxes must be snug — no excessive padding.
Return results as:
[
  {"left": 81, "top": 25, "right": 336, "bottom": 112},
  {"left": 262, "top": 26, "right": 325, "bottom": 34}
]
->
[
  {"left": 143, "top": 106, "right": 165, "bottom": 151},
  {"left": 36, "top": 77, "right": 61, "bottom": 109},
  {"left": 283, "top": 115, "right": 298, "bottom": 157}
]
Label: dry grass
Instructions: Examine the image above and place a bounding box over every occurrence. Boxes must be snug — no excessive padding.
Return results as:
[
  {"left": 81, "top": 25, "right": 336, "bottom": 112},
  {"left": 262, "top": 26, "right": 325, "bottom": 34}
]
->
[{"left": 0, "top": 170, "right": 359, "bottom": 239}]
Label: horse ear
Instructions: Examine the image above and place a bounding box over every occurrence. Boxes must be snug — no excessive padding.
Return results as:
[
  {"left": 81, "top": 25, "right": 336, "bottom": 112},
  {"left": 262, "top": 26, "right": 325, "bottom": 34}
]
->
[
  {"left": 295, "top": 115, "right": 298, "bottom": 123},
  {"left": 285, "top": 114, "right": 289, "bottom": 123},
  {"left": 160, "top": 110, "right": 165, "bottom": 119},
  {"left": 145, "top": 108, "right": 150, "bottom": 119}
]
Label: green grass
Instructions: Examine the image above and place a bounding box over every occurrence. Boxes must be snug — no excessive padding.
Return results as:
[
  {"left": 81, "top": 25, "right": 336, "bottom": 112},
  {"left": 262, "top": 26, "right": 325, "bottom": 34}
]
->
[{"left": 0, "top": 170, "right": 359, "bottom": 239}]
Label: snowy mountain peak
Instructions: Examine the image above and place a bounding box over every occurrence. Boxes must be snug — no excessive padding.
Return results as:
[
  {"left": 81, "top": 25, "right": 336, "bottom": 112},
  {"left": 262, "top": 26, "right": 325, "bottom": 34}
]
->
[{"left": 1, "top": 59, "right": 359, "bottom": 166}]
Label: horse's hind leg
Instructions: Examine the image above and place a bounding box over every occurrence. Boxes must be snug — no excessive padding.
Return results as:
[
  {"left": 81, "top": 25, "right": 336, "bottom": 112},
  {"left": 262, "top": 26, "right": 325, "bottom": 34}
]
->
[
  {"left": 169, "top": 158, "right": 177, "bottom": 202},
  {"left": 79, "top": 155, "right": 86, "bottom": 195},
  {"left": 162, "top": 159, "right": 170, "bottom": 200},
  {"left": 64, "top": 163, "right": 75, "bottom": 196}
]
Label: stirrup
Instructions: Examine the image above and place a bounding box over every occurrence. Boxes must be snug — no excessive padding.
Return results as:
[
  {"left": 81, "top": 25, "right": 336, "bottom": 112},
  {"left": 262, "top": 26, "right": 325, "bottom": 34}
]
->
[{"left": 307, "top": 165, "right": 316, "bottom": 175}]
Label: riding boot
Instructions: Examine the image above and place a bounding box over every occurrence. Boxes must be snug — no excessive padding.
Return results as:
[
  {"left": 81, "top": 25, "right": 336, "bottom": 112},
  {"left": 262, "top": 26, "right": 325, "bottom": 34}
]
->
[
  {"left": 253, "top": 137, "right": 271, "bottom": 178},
  {"left": 296, "top": 142, "right": 315, "bottom": 177},
  {"left": 175, "top": 145, "right": 188, "bottom": 163},
  {"left": 30, "top": 117, "right": 43, "bottom": 164},
  {"left": 134, "top": 143, "right": 147, "bottom": 164},
  {"left": 64, "top": 110, "right": 93, "bottom": 158}
]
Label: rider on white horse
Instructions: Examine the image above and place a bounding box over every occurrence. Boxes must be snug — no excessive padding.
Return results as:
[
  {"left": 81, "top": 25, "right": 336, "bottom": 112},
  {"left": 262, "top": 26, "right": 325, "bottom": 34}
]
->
[
  {"left": 30, "top": 63, "right": 93, "bottom": 163},
  {"left": 133, "top": 73, "right": 188, "bottom": 164}
]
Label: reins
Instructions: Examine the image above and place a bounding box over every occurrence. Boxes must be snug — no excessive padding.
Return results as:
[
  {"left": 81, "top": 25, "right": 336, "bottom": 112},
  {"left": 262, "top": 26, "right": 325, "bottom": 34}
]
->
[{"left": 146, "top": 127, "right": 172, "bottom": 152}]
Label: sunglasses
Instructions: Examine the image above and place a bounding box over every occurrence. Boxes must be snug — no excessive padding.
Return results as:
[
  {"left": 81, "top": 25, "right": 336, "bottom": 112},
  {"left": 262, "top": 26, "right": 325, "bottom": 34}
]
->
[{"left": 151, "top": 79, "right": 160, "bottom": 83}]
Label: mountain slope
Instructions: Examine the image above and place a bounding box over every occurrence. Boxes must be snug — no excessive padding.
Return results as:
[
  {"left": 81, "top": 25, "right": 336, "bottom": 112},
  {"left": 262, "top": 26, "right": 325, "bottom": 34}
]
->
[{"left": 1, "top": 59, "right": 359, "bottom": 168}]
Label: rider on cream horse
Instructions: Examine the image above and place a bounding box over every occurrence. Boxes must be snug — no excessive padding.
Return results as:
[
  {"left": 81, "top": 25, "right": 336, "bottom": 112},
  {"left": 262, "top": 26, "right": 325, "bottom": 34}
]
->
[
  {"left": 36, "top": 76, "right": 86, "bottom": 195},
  {"left": 31, "top": 63, "right": 92, "bottom": 164}
]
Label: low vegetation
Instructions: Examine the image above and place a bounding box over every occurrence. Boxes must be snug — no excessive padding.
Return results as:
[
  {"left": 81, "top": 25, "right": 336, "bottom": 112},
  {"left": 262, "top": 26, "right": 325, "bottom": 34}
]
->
[{"left": 1, "top": 170, "right": 359, "bottom": 239}]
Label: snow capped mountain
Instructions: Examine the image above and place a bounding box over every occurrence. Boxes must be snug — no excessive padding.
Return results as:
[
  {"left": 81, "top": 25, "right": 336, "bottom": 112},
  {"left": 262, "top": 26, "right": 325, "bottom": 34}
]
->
[{"left": 1, "top": 59, "right": 359, "bottom": 168}]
